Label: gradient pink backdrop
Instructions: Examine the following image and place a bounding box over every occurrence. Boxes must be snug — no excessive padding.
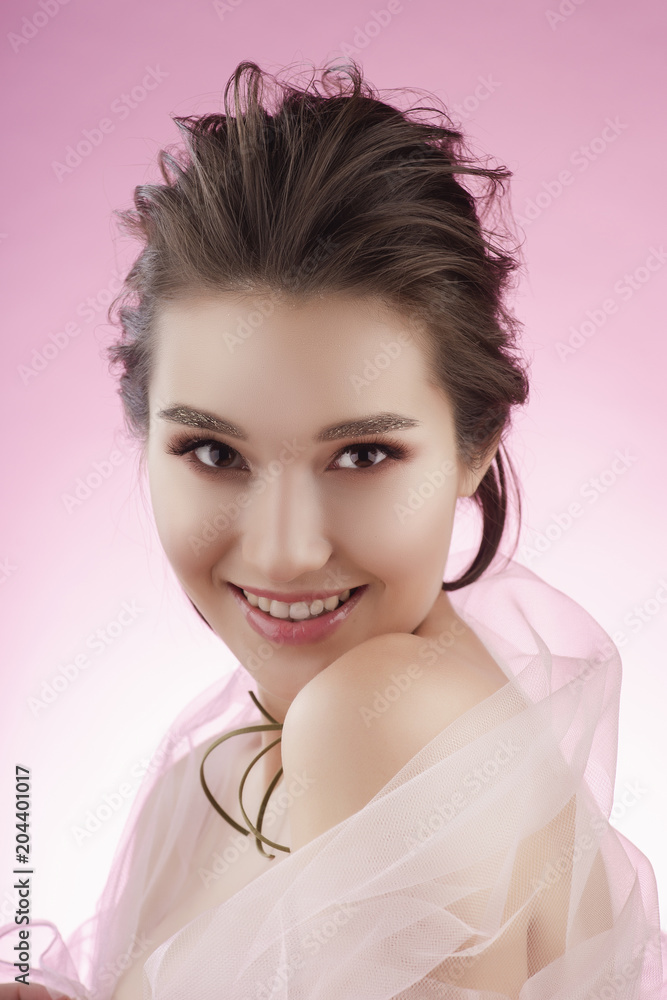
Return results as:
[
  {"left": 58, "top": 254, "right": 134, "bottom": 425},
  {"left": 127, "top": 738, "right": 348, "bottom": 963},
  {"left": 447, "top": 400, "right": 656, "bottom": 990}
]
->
[{"left": 1, "top": 0, "right": 665, "bottom": 945}]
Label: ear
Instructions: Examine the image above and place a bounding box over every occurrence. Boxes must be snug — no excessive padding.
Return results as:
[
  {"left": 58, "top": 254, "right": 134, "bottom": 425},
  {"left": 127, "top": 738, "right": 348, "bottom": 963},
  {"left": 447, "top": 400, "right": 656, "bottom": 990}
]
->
[{"left": 456, "top": 439, "right": 500, "bottom": 499}]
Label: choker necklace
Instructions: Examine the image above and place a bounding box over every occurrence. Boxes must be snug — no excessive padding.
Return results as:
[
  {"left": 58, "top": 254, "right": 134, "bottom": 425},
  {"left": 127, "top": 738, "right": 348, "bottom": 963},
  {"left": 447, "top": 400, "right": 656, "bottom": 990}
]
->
[{"left": 199, "top": 690, "right": 291, "bottom": 859}]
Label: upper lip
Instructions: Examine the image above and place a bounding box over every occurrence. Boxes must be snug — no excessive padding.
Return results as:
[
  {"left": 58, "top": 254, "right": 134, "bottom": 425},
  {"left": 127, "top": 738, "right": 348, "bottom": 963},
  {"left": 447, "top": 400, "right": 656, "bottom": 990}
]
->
[{"left": 231, "top": 583, "right": 360, "bottom": 604}]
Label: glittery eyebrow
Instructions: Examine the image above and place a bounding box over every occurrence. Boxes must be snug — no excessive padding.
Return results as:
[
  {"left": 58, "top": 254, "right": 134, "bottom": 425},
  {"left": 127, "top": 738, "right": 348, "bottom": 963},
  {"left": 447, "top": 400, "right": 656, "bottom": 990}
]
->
[{"left": 157, "top": 405, "right": 422, "bottom": 442}]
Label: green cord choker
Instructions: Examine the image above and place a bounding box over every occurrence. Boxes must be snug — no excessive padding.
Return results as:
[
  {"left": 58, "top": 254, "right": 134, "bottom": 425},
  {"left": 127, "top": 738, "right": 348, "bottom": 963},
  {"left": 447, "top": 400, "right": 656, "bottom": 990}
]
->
[{"left": 199, "top": 690, "right": 290, "bottom": 859}]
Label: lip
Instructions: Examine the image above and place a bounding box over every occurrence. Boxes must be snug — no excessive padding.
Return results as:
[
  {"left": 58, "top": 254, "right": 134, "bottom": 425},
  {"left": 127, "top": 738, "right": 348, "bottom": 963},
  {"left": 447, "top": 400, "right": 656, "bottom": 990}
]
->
[{"left": 228, "top": 582, "right": 368, "bottom": 645}]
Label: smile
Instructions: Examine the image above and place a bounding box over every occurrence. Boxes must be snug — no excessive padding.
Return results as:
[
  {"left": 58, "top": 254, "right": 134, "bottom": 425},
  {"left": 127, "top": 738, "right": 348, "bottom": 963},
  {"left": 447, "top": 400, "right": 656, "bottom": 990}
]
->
[
  {"left": 228, "top": 583, "right": 368, "bottom": 646},
  {"left": 241, "top": 587, "right": 354, "bottom": 621}
]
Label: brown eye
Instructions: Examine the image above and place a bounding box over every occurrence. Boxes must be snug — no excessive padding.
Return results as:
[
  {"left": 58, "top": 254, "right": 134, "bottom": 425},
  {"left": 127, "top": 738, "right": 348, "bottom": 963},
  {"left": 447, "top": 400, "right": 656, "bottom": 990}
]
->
[
  {"left": 166, "top": 436, "right": 247, "bottom": 473},
  {"left": 167, "top": 435, "right": 409, "bottom": 476},
  {"left": 333, "top": 444, "right": 391, "bottom": 470},
  {"left": 192, "top": 441, "right": 242, "bottom": 470},
  {"left": 329, "top": 439, "right": 408, "bottom": 471}
]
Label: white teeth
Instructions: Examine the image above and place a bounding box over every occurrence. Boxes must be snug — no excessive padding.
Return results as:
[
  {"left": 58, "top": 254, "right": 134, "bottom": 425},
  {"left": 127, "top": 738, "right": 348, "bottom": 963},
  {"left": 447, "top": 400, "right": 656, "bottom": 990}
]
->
[{"left": 242, "top": 588, "right": 353, "bottom": 621}]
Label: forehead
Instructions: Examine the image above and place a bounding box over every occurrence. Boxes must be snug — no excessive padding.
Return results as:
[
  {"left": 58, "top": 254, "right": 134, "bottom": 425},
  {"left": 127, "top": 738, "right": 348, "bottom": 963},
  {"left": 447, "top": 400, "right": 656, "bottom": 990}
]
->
[{"left": 150, "top": 291, "right": 437, "bottom": 422}]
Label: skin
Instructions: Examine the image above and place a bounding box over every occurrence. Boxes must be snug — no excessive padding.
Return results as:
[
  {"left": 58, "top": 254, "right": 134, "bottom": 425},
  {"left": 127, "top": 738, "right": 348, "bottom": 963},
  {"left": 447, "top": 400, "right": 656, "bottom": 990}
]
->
[
  {"left": 12, "top": 293, "right": 601, "bottom": 1000},
  {"left": 145, "top": 289, "right": 496, "bottom": 789}
]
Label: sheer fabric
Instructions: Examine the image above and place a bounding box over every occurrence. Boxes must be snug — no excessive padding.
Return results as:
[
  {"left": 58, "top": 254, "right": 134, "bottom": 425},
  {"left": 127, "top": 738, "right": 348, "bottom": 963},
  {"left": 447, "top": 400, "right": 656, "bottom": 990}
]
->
[{"left": 1, "top": 550, "right": 665, "bottom": 999}]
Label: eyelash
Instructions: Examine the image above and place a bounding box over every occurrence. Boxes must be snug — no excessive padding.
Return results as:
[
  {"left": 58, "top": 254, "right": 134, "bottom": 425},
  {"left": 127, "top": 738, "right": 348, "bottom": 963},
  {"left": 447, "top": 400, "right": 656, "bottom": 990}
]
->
[{"left": 165, "top": 434, "right": 410, "bottom": 476}]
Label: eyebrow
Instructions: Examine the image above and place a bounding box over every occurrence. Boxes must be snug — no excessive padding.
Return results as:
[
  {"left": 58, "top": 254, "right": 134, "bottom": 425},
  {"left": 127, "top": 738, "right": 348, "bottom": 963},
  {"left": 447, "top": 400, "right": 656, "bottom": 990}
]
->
[{"left": 156, "top": 405, "right": 422, "bottom": 442}]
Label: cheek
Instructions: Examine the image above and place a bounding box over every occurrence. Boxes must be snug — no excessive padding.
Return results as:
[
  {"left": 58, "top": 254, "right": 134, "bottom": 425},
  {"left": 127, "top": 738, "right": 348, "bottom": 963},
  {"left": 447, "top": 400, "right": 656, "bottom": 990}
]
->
[
  {"left": 401, "top": 455, "right": 460, "bottom": 529},
  {"left": 338, "top": 460, "right": 459, "bottom": 564},
  {"left": 148, "top": 459, "right": 228, "bottom": 576}
]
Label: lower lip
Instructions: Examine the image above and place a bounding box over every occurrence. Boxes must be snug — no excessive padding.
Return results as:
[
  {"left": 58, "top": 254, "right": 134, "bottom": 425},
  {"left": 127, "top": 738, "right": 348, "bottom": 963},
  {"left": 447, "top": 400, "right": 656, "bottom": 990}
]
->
[{"left": 228, "top": 583, "right": 368, "bottom": 645}]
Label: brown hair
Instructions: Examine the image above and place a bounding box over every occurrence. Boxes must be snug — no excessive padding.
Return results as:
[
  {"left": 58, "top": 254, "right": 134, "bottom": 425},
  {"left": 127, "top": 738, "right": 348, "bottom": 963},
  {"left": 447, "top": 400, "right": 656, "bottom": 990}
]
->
[{"left": 106, "top": 59, "right": 530, "bottom": 591}]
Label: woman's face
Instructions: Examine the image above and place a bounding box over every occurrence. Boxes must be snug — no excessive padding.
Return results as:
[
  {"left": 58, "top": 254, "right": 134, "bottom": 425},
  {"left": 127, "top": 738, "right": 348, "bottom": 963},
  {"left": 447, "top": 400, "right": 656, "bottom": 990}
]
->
[{"left": 146, "top": 290, "right": 486, "bottom": 720}]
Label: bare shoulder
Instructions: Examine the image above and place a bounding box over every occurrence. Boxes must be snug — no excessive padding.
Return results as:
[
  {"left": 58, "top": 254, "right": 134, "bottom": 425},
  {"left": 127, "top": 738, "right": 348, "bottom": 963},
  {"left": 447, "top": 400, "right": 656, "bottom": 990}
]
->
[{"left": 281, "top": 629, "right": 509, "bottom": 851}]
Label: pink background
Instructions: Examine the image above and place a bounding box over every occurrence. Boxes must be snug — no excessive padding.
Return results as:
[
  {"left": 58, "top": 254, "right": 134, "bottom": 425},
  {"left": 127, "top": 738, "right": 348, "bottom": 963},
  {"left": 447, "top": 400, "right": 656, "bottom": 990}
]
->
[{"left": 1, "top": 0, "right": 666, "bottom": 942}]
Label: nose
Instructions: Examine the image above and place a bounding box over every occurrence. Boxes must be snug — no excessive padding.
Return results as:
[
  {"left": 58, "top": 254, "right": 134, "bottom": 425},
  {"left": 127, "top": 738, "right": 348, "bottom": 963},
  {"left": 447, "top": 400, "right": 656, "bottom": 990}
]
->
[{"left": 240, "top": 465, "right": 332, "bottom": 584}]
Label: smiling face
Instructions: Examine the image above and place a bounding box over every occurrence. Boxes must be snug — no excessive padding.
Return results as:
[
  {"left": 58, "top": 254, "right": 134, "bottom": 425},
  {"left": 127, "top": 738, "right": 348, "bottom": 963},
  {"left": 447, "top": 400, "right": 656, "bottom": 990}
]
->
[{"left": 146, "top": 289, "right": 490, "bottom": 721}]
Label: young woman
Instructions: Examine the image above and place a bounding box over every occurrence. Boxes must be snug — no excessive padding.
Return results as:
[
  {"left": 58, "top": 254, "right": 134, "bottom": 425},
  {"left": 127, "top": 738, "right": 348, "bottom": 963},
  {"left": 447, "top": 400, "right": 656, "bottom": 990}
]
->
[{"left": 1, "top": 59, "right": 665, "bottom": 1000}]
